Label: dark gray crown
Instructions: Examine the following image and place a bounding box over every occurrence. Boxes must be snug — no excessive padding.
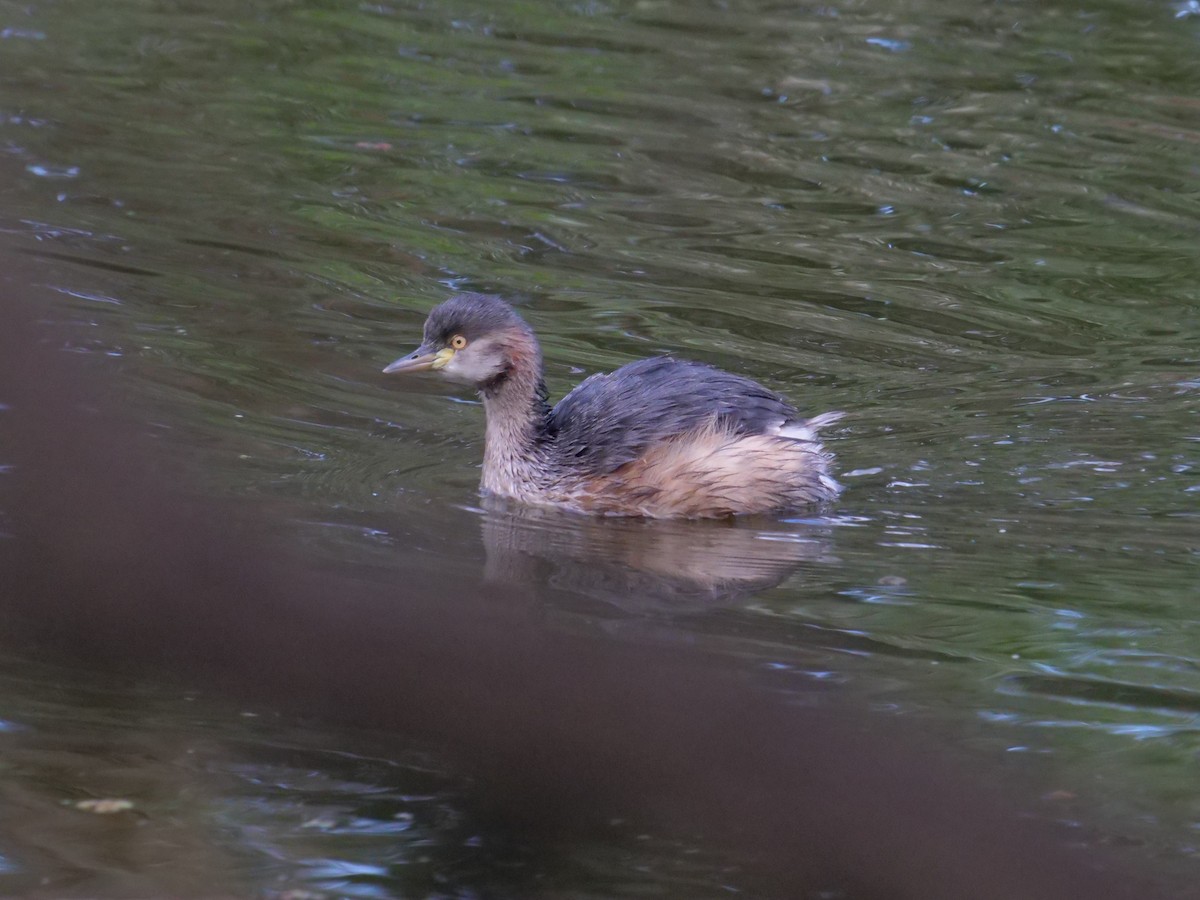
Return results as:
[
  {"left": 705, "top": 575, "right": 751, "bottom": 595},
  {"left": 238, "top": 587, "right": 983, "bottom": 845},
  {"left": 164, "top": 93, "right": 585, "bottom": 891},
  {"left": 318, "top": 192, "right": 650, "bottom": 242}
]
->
[{"left": 423, "top": 293, "right": 530, "bottom": 344}]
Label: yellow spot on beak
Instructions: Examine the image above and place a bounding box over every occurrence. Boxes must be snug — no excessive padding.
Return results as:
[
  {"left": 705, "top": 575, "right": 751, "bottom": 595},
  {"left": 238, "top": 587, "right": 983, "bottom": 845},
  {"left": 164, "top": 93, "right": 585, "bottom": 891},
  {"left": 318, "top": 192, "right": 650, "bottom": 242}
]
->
[{"left": 430, "top": 347, "right": 456, "bottom": 370}]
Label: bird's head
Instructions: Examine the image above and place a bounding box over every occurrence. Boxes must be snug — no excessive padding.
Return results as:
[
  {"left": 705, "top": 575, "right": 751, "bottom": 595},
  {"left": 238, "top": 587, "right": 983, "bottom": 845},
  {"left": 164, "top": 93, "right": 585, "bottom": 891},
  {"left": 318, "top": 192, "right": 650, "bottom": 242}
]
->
[{"left": 383, "top": 293, "right": 539, "bottom": 390}]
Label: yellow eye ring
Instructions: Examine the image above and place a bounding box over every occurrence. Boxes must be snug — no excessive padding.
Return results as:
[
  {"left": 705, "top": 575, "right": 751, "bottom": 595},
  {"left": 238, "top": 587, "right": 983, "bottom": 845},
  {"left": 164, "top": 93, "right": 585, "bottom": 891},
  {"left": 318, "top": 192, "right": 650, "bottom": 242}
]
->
[{"left": 450, "top": 334, "right": 468, "bottom": 349}]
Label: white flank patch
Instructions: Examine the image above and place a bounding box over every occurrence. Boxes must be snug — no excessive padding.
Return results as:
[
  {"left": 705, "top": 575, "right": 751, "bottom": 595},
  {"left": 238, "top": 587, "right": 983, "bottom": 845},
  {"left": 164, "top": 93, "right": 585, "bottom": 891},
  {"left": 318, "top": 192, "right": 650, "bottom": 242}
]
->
[{"left": 773, "top": 410, "right": 845, "bottom": 442}]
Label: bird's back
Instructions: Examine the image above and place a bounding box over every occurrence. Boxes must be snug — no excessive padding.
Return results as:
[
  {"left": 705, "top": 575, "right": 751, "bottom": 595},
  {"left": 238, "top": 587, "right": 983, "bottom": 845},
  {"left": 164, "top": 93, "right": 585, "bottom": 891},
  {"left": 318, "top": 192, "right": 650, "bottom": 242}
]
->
[{"left": 546, "top": 357, "right": 804, "bottom": 475}]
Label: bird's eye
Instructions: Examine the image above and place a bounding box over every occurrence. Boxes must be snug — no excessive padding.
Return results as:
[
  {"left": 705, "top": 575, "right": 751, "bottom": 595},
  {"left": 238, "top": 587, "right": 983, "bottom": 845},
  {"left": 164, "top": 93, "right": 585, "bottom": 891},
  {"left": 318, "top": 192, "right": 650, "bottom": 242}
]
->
[{"left": 450, "top": 334, "right": 468, "bottom": 349}]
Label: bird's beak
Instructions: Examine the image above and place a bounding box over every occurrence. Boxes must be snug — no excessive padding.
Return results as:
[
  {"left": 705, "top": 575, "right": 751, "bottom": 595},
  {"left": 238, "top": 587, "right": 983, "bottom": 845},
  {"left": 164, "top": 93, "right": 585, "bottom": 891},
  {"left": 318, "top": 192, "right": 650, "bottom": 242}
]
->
[{"left": 382, "top": 345, "right": 454, "bottom": 374}]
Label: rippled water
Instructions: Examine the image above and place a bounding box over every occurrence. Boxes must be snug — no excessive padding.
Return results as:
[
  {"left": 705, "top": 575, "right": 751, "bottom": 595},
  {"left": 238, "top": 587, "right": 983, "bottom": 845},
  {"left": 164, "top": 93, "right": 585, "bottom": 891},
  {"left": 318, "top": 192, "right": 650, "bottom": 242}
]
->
[{"left": 2, "top": 0, "right": 1199, "bottom": 895}]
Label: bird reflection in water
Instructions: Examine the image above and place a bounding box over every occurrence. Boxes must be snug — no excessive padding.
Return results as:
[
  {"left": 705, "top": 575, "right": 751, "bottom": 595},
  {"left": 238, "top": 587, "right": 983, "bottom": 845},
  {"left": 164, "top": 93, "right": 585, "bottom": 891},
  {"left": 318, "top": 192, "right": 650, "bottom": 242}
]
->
[{"left": 478, "top": 496, "right": 835, "bottom": 614}]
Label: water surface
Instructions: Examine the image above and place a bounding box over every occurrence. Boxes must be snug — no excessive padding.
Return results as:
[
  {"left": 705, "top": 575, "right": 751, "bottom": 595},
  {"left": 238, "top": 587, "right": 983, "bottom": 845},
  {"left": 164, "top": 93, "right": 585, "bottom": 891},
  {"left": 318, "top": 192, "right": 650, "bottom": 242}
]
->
[{"left": 2, "top": 0, "right": 1199, "bottom": 895}]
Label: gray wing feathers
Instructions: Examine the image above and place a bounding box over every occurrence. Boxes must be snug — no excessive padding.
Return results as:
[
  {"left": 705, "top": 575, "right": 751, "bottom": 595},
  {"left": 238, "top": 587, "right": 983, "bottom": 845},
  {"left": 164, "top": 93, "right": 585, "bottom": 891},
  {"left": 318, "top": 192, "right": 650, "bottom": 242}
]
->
[{"left": 547, "top": 357, "right": 804, "bottom": 473}]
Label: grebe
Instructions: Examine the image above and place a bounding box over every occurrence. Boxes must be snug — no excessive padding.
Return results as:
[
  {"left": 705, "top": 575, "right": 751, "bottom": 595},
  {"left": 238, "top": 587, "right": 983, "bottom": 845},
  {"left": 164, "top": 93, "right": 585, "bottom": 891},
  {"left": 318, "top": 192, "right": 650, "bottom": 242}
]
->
[{"left": 383, "top": 293, "right": 843, "bottom": 518}]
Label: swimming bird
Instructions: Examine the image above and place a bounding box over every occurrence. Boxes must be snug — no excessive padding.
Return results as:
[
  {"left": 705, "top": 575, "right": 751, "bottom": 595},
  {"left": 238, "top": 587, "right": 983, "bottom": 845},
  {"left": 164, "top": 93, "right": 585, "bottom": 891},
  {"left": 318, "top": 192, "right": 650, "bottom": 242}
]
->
[{"left": 382, "top": 293, "right": 843, "bottom": 518}]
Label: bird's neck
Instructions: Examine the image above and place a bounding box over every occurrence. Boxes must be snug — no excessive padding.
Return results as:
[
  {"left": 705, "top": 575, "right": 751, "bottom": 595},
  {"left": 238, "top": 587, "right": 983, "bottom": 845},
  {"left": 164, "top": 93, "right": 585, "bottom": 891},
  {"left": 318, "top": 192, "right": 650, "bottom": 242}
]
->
[{"left": 479, "top": 352, "right": 552, "bottom": 497}]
